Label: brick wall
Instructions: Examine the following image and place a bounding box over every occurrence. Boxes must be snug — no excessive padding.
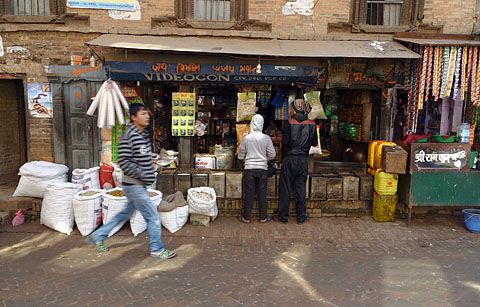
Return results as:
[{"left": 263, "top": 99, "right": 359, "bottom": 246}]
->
[
  {"left": 423, "top": 0, "right": 476, "bottom": 34},
  {"left": 0, "top": 80, "right": 23, "bottom": 175},
  {"left": 27, "top": 118, "right": 54, "bottom": 162}
]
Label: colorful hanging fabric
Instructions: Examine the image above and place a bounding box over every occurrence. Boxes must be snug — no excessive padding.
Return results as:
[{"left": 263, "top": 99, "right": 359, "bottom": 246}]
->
[
  {"left": 444, "top": 46, "right": 457, "bottom": 98},
  {"left": 413, "top": 61, "right": 422, "bottom": 133},
  {"left": 440, "top": 47, "right": 450, "bottom": 98},
  {"left": 471, "top": 47, "right": 478, "bottom": 105},
  {"left": 461, "top": 46, "right": 468, "bottom": 101},
  {"left": 475, "top": 56, "right": 480, "bottom": 106},
  {"left": 406, "top": 57, "right": 420, "bottom": 134},
  {"left": 404, "top": 59, "right": 411, "bottom": 90},
  {"left": 424, "top": 46, "right": 434, "bottom": 104},
  {"left": 453, "top": 47, "right": 462, "bottom": 100},
  {"left": 418, "top": 47, "right": 429, "bottom": 110},
  {"left": 432, "top": 47, "right": 440, "bottom": 100},
  {"left": 434, "top": 47, "right": 443, "bottom": 101}
]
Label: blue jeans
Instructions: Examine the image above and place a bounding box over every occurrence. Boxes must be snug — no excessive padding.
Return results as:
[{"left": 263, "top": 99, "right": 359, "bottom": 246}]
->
[{"left": 91, "top": 184, "right": 165, "bottom": 253}]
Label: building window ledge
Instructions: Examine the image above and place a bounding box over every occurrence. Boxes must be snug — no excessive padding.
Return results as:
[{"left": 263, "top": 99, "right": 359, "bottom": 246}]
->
[{"left": 152, "top": 16, "right": 271, "bottom": 32}]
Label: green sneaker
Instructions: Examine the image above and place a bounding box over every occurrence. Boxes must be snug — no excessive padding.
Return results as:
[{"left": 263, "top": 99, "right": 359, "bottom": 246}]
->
[
  {"left": 151, "top": 249, "right": 176, "bottom": 259},
  {"left": 85, "top": 235, "right": 109, "bottom": 252}
]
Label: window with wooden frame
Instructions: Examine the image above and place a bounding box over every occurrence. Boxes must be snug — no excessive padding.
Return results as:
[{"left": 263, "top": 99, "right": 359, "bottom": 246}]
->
[
  {"left": 175, "top": 0, "right": 247, "bottom": 26},
  {"left": 351, "top": 0, "right": 424, "bottom": 32},
  {"left": 0, "top": 0, "right": 65, "bottom": 22}
]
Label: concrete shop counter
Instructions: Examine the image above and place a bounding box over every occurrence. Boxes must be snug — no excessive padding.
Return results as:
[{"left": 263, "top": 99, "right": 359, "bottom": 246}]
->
[
  {"left": 156, "top": 163, "right": 374, "bottom": 217},
  {"left": 398, "top": 171, "right": 480, "bottom": 226}
]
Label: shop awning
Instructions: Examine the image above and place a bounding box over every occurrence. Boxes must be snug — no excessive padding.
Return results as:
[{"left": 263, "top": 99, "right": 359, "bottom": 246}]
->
[
  {"left": 394, "top": 33, "right": 480, "bottom": 46},
  {"left": 86, "top": 34, "right": 420, "bottom": 59}
]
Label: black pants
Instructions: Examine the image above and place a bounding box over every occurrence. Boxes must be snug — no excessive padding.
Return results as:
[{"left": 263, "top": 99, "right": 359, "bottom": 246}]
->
[
  {"left": 242, "top": 169, "right": 268, "bottom": 220},
  {"left": 278, "top": 155, "right": 308, "bottom": 223}
]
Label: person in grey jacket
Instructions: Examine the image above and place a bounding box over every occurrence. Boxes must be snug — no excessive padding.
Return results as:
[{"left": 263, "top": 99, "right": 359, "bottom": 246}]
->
[
  {"left": 86, "top": 104, "right": 176, "bottom": 259},
  {"left": 237, "top": 114, "right": 276, "bottom": 223}
]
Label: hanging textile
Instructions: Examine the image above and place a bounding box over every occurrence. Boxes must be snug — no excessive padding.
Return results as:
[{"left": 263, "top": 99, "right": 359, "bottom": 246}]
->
[
  {"left": 471, "top": 47, "right": 478, "bottom": 105},
  {"left": 418, "top": 47, "right": 429, "bottom": 110},
  {"left": 461, "top": 46, "right": 468, "bottom": 101},
  {"left": 434, "top": 47, "right": 443, "bottom": 101},
  {"left": 404, "top": 59, "right": 411, "bottom": 90},
  {"left": 439, "top": 47, "right": 450, "bottom": 98},
  {"left": 425, "top": 46, "right": 434, "bottom": 104},
  {"left": 453, "top": 47, "right": 463, "bottom": 100},
  {"left": 444, "top": 46, "right": 457, "bottom": 98}
]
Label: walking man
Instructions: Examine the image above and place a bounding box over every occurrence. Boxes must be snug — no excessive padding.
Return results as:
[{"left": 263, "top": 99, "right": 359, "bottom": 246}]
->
[
  {"left": 86, "top": 103, "right": 176, "bottom": 259},
  {"left": 237, "top": 114, "right": 276, "bottom": 223},
  {"left": 276, "top": 99, "right": 317, "bottom": 224}
]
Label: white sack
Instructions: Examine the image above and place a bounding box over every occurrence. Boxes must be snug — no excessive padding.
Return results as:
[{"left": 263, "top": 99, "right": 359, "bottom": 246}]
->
[
  {"left": 187, "top": 187, "right": 217, "bottom": 218},
  {"left": 112, "top": 166, "right": 123, "bottom": 187},
  {"left": 130, "top": 189, "right": 162, "bottom": 236},
  {"left": 13, "top": 174, "right": 67, "bottom": 198},
  {"left": 40, "top": 182, "right": 83, "bottom": 235},
  {"left": 13, "top": 161, "right": 69, "bottom": 198},
  {"left": 159, "top": 206, "right": 189, "bottom": 233},
  {"left": 102, "top": 187, "right": 128, "bottom": 237},
  {"left": 73, "top": 189, "right": 104, "bottom": 236},
  {"left": 72, "top": 167, "right": 101, "bottom": 190},
  {"left": 18, "top": 161, "right": 69, "bottom": 177}
]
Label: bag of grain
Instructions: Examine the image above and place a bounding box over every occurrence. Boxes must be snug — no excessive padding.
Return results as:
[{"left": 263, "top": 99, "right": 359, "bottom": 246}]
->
[
  {"left": 73, "top": 189, "right": 104, "bottom": 236},
  {"left": 40, "top": 182, "right": 83, "bottom": 235}
]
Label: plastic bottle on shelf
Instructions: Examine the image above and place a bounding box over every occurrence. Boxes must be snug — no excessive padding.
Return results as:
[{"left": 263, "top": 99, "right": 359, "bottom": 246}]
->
[{"left": 457, "top": 123, "right": 470, "bottom": 143}]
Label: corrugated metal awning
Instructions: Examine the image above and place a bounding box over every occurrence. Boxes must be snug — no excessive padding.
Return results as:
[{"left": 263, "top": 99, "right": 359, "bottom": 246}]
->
[
  {"left": 395, "top": 37, "right": 480, "bottom": 46},
  {"left": 86, "top": 34, "right": 420, "bottom": 59},
  {"left": 394, "top": 33, "right": 480, "bottom": 46}
]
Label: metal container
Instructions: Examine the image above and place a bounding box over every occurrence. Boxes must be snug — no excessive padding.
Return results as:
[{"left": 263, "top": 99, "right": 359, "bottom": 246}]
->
[
  {"left": 174, "top": 170, "right": 192, "bottom": 197},
  {"left": 209, "top": 171, "right": 226, "bottom": 198},
  {"left": 226, "top": 171, "right": 243, "bottom": 199},
  {"left": 156, "top": 169, "right": 175, "bottom": 196},
  {"left": 192, "top": 170, "right": 209, "bottom": 188}
]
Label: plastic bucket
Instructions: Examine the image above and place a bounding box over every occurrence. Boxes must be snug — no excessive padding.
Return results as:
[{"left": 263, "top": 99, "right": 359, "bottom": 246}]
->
[{"left": 462, "top": 209, "right": 480, "bottom": 232}]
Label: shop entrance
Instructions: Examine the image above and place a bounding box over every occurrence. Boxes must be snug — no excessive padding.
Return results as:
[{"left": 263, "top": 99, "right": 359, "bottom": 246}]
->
[{"left": 0, "top": 79, "right": 27, "bottom": 179}]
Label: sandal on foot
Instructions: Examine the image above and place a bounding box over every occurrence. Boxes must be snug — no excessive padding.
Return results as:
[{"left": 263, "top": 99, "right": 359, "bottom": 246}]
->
[
  {"left": 151, "top": 249, "right": 176, "bottom": 259},
  {"left": 237, "top": 215, "right": 251, "bottom": 224},
  {"left": 259, "top": 216, "right": 273, "bottom": 223},
  {"left": 85, "top": 235, "right": 109, "bottom": 252}
]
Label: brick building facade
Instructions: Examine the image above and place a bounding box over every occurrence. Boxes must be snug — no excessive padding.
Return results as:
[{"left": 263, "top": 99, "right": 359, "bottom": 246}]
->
[{"left": 0, "top": 0, "right": 479, "bottom": 168}]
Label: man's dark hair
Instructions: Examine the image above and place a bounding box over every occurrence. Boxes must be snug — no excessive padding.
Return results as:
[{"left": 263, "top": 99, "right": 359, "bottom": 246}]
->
[{"left": 129, "top": 103, "right": 147, "bottom": 118}]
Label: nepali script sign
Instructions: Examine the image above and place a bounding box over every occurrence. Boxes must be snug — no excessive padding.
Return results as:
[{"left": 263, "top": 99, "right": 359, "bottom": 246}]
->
[
  {"left": 67, "top": 0, "right": 135, "bottom": 11},
  {"left": 410, "top": 143, "right": 471, "bottom": 173}
]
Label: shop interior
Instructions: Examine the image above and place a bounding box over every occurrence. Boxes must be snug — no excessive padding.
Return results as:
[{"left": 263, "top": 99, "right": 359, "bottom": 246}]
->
[{"left": 114, "top": 80, "right": 384, "bottom": 167}]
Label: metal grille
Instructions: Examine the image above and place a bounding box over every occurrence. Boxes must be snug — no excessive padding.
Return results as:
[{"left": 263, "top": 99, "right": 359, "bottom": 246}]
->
[
  {"left": 366, "top": 0, "right": 403, "bottom": 26},
  {"left": 194, "top": 0, "right": 231, "bottom": 21},
  {"left": 10, "top": 0, "right": 51, "bottom": 16}
]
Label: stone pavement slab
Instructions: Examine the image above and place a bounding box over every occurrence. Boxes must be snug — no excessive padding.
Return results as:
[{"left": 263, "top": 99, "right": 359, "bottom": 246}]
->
[{"left": 1, "top": 216, "right": 480, "bottom": 306}]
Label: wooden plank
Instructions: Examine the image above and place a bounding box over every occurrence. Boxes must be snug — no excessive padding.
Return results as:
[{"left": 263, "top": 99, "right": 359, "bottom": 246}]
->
[
  {"left": 410, "top": 143, "right": 471, "bottom": 173},
  {"left": 327, "top": 177, "right": 343, "bottom": 200}
]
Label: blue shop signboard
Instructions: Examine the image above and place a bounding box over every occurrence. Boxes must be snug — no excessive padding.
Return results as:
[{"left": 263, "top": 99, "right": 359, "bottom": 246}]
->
[{"left": 106, "top": 61, "right": 318, "bottom": 84}]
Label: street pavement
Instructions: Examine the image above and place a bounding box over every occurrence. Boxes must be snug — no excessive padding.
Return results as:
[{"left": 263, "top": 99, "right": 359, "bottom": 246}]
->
[{"left": 1, "top": 215, "right": 480, "bottom": 306}]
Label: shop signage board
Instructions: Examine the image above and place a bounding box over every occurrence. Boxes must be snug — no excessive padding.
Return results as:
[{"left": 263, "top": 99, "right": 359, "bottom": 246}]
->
[
  {"left": 67, "top": 0, "right": 135, "bottom": 10},
  {"left": 410, "top": 143, "right": 471, "bottom": 173},
  {"left": 106, "top": 61, "right": 318, "bottom": 84}
]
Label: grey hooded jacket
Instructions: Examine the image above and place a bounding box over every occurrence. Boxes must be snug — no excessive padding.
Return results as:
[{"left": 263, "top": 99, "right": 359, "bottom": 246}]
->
[{"left": 237, "top": 114, "right": 276, "bottom": 170}]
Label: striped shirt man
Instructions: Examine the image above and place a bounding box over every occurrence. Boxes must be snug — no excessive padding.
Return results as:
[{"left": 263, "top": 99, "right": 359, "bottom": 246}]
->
[{"left": 118, "top": 124, "right": 156, "bottom": 186}]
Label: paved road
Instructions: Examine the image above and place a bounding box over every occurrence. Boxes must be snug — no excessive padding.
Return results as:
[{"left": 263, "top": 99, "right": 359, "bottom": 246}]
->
[{"left": 1, "top": 216, "right": 480, "bottom": 306}]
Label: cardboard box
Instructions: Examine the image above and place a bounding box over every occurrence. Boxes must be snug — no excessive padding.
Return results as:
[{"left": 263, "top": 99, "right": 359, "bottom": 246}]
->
[{"left": 381, "top": 145, "right": 408, "bottom": 174}]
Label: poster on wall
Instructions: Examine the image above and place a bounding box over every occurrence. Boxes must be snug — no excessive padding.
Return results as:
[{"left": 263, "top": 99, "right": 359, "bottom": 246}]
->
[
  {"left": 67, "top": 0, "right": 135, "bottom": 11},
  {"left": 27, "top": 83, "right": 53, "bottom": 118},
  {"left": 172, "top": 93, "right": 195, "bottom": 137}
]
